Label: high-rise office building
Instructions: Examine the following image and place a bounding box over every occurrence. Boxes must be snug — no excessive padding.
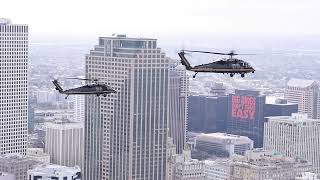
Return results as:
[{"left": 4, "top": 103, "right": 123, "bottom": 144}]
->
[
  {"left": 264, "top": 98, "right": 298, "bottom": 117},
  {"left": 169, "top": 65, "right": 188, "bottom": 154},
  {"left": 0, "top": 18, "right": 28, "bottom": 155},
  {"left": 264, "top": 113, "right": 320, "bottom": 173},
  {"left": 73, "top": 95, "right": 85, "bottom": 122},
  {"left": 285, "top": 78, "right": 319, "bottom": 119},
  {"left": 318, "top": 90, "right": 320, "bottom": 119},
  {"left": 227, "top": 90, "right": 265, "bottom": 147},
  {"left": 45, "top": 121, "right": 84, "bottom": 169},
  {"left": 84, "top": 34, "right": 169, "bottom": 180},
  {"left": 188, "top": 95, "right": 228, "bottom": 133}
]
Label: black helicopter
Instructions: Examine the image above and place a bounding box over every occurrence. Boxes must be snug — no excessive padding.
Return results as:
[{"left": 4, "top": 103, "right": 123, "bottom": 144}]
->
[
  {"left": 178, "top": 50, "right": 255, "bottom": 78},
  {"left": 52, "top": 78, "right": 116, "bottom": 99}
]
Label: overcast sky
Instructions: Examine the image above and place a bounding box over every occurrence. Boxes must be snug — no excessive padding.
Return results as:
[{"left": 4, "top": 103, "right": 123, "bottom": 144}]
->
[{"left": 1, "top": 0, "right": 319, "bottom": 38}]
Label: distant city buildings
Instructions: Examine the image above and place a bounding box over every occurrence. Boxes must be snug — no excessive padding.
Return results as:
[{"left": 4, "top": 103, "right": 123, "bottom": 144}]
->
[
  {"left": 45, "top": 121, "right": 84, "bottom": 169},
  {"left": 285, "top": 78, "right": 319, "bottom": 119},
  {"left": 0, "top": 18, "right": 28, "bottom": 155},
  {"left": 264, "top": 113, "right": 320, "bottom": 173},
  {"left": 210, "top": 82, "right": 226, "bottom": 96},
  {"left": 0, "top": 172, "right": 15, "bottom": 180},
  {"left": 26, "top": 148, "right": 50, "bottom": 164},
  {"left": 84, "top": 35, "right": 169, "bottom": 180},
  {"left": 169, "top": 64, "right": 189, "bottom": 154},
  {"left": 34, "top": 108, "right": 74, "bottom": 122},
  {"left": 188, "top": 89, "right": 298, "bottom": 148},
  {"left": 0, "top": 154, "right": 41, "bottom": 180},
  {"left": 195, "top": 133, "right": 253, "bottom": 157},
  {"left": 230, "top": 149, "right": 312, "bottom": 180},
  {"left": 28, "top": 164, "right": 81, "bottom": 180}
]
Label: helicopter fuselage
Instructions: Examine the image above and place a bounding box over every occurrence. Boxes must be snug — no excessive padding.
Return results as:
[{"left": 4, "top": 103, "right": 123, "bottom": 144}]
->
[{"left": 192, "top": 59, "right": 255, "bottom": 73}]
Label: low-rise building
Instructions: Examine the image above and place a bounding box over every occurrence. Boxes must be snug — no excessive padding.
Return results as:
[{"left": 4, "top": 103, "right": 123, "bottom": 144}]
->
[
  {"left": 0, "top": 154, "right": 41, "bottom": 180},
  {"left": 230, "top": 149, "right": 312, "bottom": 180},
  {"left": 196, "top": 133, "right": 253, "bottom": 157},
  {"left": 27, "top": 148, "right": 50, "bottom": 164},
  {"left": 204, "top": 159, "right": 231, "bottom": 180},
  {"left": 28, "top": 164, "right": 81, "bottom": 180}
]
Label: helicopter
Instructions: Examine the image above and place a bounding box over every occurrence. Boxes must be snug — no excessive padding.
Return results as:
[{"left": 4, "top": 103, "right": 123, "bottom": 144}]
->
[
  {"left": 52, "top": 78, "right": 116, "bottom": 99},
  {"left": 178, "top": 50, "right": 255, "bottom": 78}
]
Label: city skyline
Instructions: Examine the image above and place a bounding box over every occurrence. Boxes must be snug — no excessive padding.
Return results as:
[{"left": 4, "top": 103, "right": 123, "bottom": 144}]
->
[{"left": 1, "top": 0, "right": 320, "bottom": 178}]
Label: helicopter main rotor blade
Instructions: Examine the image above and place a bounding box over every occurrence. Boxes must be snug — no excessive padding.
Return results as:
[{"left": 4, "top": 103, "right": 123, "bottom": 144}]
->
[
  {"left": 65, "top": 77, "right": 99, "bottom": 81},
  {"left": 182, "top": 50, "right": 228, "bottom": 55}
]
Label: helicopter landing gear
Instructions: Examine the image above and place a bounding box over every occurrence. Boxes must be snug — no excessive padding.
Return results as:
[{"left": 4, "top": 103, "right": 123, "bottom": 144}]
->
[
  {"left": 241, "top": 73, "right": 245, "bottom": 78},
  {"left": 65, "top": 95, "right": 69, "bottom": 99},
  {"left": 252, "top": 70, "right": 255, "bottom": 73},
  {"left": 230, "top": 73, "right": 234, "bottom": 77},
  {"left": 193, "top": 72, "right": 198, "bottom": 78}
]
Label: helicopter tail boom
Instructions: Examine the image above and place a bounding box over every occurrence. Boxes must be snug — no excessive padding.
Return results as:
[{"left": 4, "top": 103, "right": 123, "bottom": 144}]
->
[
  {"left": 52, "top": 80, "right": 63, "bottom": 93},
  {"left": 178, "top": 52, "right": 192, "bottom": 70}
]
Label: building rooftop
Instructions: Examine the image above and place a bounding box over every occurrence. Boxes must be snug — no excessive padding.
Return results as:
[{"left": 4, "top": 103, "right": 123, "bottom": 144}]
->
[
  {"left": 99, "top": 34, "right": 157, "bottom": 41},
  {"left": 287, "top": 78, "right": 318, "bottom": 88},
  {"left": 29, "top": 164, "right": 80, "bottom": 177},
  {"left": 196, "top": 133, "right": 253, "bottom": 145},
  {"left": 232, "top": 149, "right": 310, "bottom": 168},
  {"left": 267, "top": 113, "right": 320, "bottom": 124}
]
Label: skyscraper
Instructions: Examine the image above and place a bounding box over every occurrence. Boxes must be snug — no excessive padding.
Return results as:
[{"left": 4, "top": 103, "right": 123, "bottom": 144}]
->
[
  {"left": 84, "top": 34, "right": 169, "bottom": 180},
  {"left": 168, "top": 65, "right": 188, "bottom": 154},
  {"left": 264, "top": 113, "right": 320, "bottom": 173},
  {"left": 0, "top": 18, "right": 28, "bottom": 155},
  {"left": 227, "top": 90, "right": 265, "bottom": 147},
  {"left": 73, "top": 95, "right": 85, "bottom": 122},
  {"left": 285, "top": 78, "right": 319, "bottom": 119},
  {"left": 45, "top": 121, "right": 84, "bottom": 169}
]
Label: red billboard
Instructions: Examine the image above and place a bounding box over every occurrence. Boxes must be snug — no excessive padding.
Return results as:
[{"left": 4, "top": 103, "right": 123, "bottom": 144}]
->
[{"left": 231, "top": 95, "right": 256, "bottom": 120}]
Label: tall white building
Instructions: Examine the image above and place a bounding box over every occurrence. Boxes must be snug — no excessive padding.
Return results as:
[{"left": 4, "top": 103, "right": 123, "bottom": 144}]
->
[
  {"left": 0, "top": 154, "right": 41, "bottom": 180},
  {"left": 285, "top": 78, "right": 318, "bottom": 118},
  {"left": 84, "top": 35, "right": 169, "bottom": 180},
  {"left": 0, "top": 18, "right": 28, "bottom": 155},
  {"left": 73, "top": 95, "right": 85, "bottom": 122},
  {"left": 169, "top": 64, "right": 189, "bottom": 154},
  {"left": 318, "top": 90, "right": 320, "bottom": 119},
  {"left": 45, "top": 121, "right": 84, "bottom": 169},
  {"left": 28, "top": 164, "right": 81, "bottom": 180},
  {"left": 230, "top": 149, "right": 312, "bottom": 180},
  {"left": 264, "top": 113, "right": 320, "bottom": 173}
]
